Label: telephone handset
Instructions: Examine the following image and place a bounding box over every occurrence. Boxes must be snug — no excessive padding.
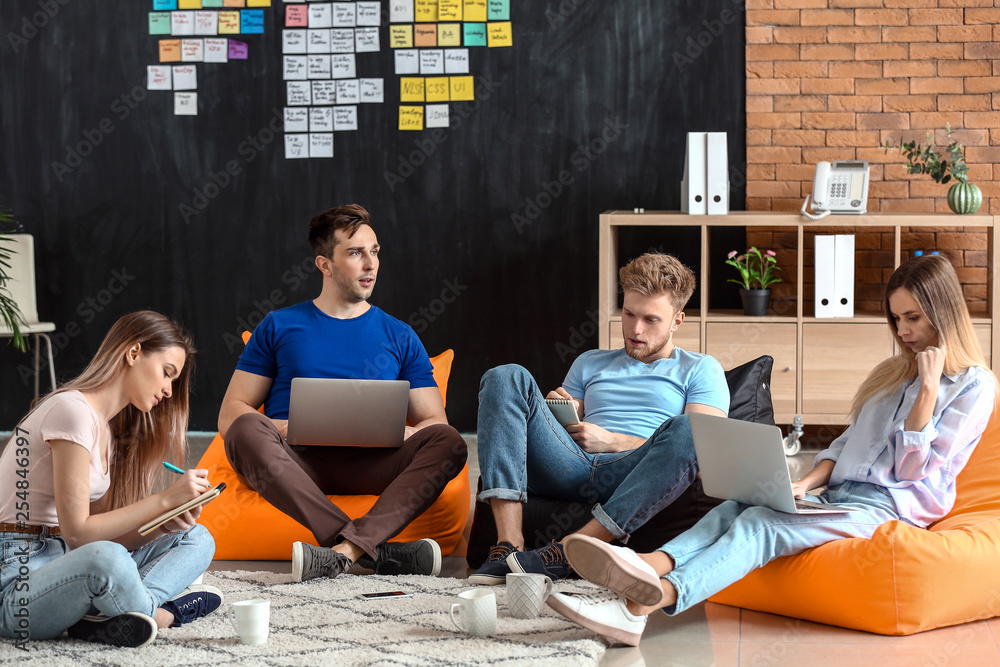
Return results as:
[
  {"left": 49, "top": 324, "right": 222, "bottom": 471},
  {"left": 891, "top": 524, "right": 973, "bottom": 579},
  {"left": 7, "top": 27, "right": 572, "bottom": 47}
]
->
[{"left": 801, "top": 160, "right": 870, "bottom": 220}]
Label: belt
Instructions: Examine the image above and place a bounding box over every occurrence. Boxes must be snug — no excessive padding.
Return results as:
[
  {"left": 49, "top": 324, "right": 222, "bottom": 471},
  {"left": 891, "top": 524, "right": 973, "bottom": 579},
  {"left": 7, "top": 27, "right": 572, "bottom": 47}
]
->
[{"left": 0, "top": 522, "right": 60, "bottom": 536}]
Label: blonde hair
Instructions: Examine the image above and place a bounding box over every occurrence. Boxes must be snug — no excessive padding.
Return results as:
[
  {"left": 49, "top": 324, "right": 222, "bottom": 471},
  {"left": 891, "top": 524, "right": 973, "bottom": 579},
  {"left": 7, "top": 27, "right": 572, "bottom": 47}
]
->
[
  {"left": 619, "top": 253, "right": 696, "bottom": 312},
  {"left": 26, "top": 311, "right": 196, "bottom": 510},
  {"left": 849, "top": 254, "right": 995, "bottom": 420}
]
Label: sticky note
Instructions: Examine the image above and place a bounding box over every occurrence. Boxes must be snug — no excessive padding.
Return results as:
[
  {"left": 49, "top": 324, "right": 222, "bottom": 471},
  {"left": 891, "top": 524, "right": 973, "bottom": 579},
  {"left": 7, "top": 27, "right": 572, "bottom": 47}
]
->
[
  {"left": 360, "top": 78, "right": 384, "bottom": 103},
  {"left": 147, "top": 66, "right": 173, "bottom": 90},
  {"left": 333, "top": 3, "right": 356, "bottom": 27},
  {"left": 287, "top": 81, "right": 312, "bottom": 105},
  {"left": 246, "top": 0, "right": 272, "bottom": 6},
  {"left": 202, "top": 0, "right": 224, "bottom": 6},
  {"left": 450, "top": 75, "right": 474, "bottom": 101},
  {"left": 390, "top": 0, "right": 414, "bottom": 23},
  {"left": 310, "top": 107, "right": 334, "bottom": 132},
  {"left": 330, "top": 29, "right": 355, "bottom": 53},
  {"left": 308, "top": 29, "right": 331, "bottom": 54},
  {"left": 285, "top": 5, "right": 308, "bottom": 27},
  {"left": 204, "top": 37, "right": 229, "bottom": 62},
  {"left": 356, "top": 2, "right": 381, "bottom": 26},
  {"left": 394, "top": 49, "right": 418, "bottom": 74},
  {"left": 308, "top": 55, "right": 332, "bottom": 79},
  {"left": 159, "top": 39, "right": 182, "bottom": 62},
  {"left": 309, "top": 4, "right": 332, "bottom": 28},
  {"left": 487, "top": 21, "right": 511, "bottom": 47},
  {"left": 181, "top": 38, "right": 205, "bottom": 61},
  {"left": 334, "top": 106, "right": 358, "bottom": 131},
  {"left": 223, "top": 0, "right": 246, "bottom": 6},
  {"left": 444, "top": 48, "right": 469, "bottom": 73},
  {"left": 399, "top": 106, "right": 424, "bottom": 131},
  {"left": 149, "top": 12, "right": 172, "bottom": 35},
  {"left": 356, "top": 27, "right": 379, "bottom": 52},
  {"left": 336, "top": 79, "right": 360, "bottom": 103},
  {"left": 285, "top": 134, "right": 309, "bottom": 159},
  {"left": 312, "top": 80, "right": 337, "bottom": 104},
  {"left": 487, "top": 0, "right": 508, "bottom": 20},
  {"left": 194, "top": 11, "right": 218, "bottom": 35},
  {"left": 172, "top": 11, "right": 195, "bottom": 35},
  {"left": 331, "top": 54, "right": 357, "bottom": 78},
  {"left": 425, "top": 77, "right": 449, "bottom": 102},
  {"left": 439, "top": 0, "right": 461, "bottom": 20},
  {"left": 419, "top": 49, "right": 443, "bottom": 74},
  {"left": 229, "top": 39, "right": 249, "bottom": 58},
  {"left": 153, "top": 0, "right": 178, "bottom": 9},
  {"left": 390, "top": 25, "right": 413, "bottom": 48},
  {"left": 175, "top": 92, "right": 198, "bottom": 115},
  {"left": 400, "top": 77, "right": 425, "bottom": 102},
  {"left": 283, "top": 29, "right": 307, "bottom": 54},
  {"left": 414, "top": 24, "right": 436, "bottom": 47},
  {"left": 284, "top": 107, "right": 309, "bottom": 133},
  {"left": 415, "top": 0, "right": 438, "bottom": 22},
  {"left": 178, "top": 0, "right": 202, "bottom": 8},
  {"left": 438, "top": 24, "right": 460, "bottom": 46},
  {"left": 426, "top": 103, "right": 449, "bottom": 128},
  {"left": 241, "top": 10, "right": 264, "bottom": 34},
  {"left": 172, "top": 64, "right": 198, "bottom": 90},
  {"left": 284, "top": 55, "right": 307, "bottom": 79},
  {"left": 218, "top": 12, "right": 241, "bottom": 33},
  {"left": 463, "top": 23, "right": 486, "bottom": 46},
  {"left": 310, "top": 133, "right": 334, "bottom": 158},
  {"left": 463, "top": 0, "right": 486, "bottom": 22}
]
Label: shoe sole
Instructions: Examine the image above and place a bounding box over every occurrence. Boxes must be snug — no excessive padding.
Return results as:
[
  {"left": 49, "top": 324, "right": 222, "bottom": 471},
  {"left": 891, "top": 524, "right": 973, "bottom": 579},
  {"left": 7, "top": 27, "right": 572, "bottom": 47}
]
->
[
  {"left": 72, "top": 613, "right": 158, "bottom": 649},
  {"left": 291, "top": 541, "right": 305, "bottom": 582},
  {"left": 546, "top": 595, "right": 642, "bottom": 647},
  {"left": 466, "top": 572, "right": 507, "bottom": 586},
  {"left": 563, "top": 535, "right": 664, "bottom": 607},
  {"left": 504, "top": 552, "right": 533, "bottom": 576},
  {"left": 422, "top": 538, "right": 442, "bottom": 577}
]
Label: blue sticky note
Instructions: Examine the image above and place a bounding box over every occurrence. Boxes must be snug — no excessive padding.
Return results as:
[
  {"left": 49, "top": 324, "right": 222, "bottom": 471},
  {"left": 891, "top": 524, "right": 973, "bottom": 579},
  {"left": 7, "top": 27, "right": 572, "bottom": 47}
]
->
[
  {"left": 463, "top": 22, "right": 486, "bottom": 46},
  {"left": 152, "top": 0, "right": 177, "bottom": 10},
  {"left": 240, "top": 9, "right": 265, "bottom": 34},
  {"left": 487, "top": 0, "right": 508, "bottom": 20}
]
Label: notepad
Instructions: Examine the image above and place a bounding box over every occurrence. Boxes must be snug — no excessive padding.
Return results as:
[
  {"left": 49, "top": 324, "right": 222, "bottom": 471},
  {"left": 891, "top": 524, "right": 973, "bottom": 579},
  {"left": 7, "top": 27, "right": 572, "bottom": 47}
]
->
[
  {"left": 545, "top": 398, "right": 580, "bottom": 428},
  {"left": 139, "top": 483, "right": 226, "bottom": 535}
]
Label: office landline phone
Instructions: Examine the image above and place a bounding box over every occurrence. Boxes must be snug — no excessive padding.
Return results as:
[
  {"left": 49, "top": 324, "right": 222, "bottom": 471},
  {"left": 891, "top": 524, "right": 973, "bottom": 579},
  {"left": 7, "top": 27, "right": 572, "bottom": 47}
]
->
[{"left": 800, "top": 160, "right": 870, "bottom": 220}]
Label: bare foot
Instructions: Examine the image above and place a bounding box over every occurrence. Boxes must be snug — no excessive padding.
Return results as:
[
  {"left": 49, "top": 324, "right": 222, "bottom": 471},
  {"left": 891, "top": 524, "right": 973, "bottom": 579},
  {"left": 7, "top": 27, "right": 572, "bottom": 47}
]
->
[{"left": 638, "top": 551, "right": 674, "bottom": 577}]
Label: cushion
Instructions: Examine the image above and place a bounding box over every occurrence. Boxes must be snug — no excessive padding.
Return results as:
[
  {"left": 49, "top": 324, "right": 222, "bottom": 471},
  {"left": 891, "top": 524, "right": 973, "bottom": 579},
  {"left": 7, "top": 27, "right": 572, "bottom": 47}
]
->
[
  {"left": 466, "top": 355, "right": 775, "bottom": 568},
  {"left": 709, "top": 410, "right": 1000, "bottom": 635},
  {"left": 197, "top": 348, "right": 469, "bottom": 560}
]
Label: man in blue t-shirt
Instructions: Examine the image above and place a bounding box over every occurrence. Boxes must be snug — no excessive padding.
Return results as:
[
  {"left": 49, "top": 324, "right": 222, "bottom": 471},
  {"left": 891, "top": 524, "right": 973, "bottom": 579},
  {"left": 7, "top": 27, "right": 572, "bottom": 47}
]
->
[
  {"left": 469, "top": 253, "right": 731, "bottom": 588},
  {"left": 218, "top": 204, "right": 467, "bottom": 582}
]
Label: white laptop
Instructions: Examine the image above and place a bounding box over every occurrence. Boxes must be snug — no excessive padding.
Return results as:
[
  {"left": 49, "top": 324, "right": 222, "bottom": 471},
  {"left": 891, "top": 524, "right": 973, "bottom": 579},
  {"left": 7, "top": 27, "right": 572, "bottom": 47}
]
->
[
  {"left": 286, "top": 378, "right": 410, "bottom": 447},
  {"left": 688, "top": 412, "right": 856, "bottom": 514}
]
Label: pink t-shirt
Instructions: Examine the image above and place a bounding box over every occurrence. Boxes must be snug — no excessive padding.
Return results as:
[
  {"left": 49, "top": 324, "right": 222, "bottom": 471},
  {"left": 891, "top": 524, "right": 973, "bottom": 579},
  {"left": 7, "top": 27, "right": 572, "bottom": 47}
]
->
[{"left": 0, "top": 391, "right": 112, "bottom": 527}]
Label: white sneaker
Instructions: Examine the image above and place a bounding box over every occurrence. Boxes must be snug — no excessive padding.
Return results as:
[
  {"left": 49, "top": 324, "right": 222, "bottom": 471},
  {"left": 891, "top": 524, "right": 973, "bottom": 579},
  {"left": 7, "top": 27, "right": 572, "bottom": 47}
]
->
[
  {"left": 547, "top": 590, "right": 646, "bottom": 646},
  {"left": 563, "top": 534, "right": 664, "bottom": 607}
]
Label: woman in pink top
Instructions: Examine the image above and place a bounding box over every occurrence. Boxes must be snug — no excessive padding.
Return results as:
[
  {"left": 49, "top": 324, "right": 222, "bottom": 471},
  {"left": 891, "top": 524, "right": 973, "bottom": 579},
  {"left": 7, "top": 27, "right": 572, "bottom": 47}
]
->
[{"left": 0, "top": 311, "right": 219, "bottom": 648}]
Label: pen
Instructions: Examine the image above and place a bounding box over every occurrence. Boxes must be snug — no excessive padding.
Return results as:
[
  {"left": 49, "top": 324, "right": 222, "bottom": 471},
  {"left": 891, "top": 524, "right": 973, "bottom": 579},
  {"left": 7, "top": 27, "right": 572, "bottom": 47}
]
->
[{"left": 162, "top": 461, "right": 185, "bottom": 474}]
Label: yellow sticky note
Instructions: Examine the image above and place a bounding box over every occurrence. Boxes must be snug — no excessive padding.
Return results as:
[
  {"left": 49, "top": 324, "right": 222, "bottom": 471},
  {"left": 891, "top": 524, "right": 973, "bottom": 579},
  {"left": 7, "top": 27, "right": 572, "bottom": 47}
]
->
[
  {"left": 487, "top": 21, "right": 512, "bottom": 47},
  {"left": 246, "top": 0, "right": 271, "bottom": 5},
  {"left": 425, "top": 77, "right": 450, "bottom": 102},
  {"left": 218, "top": 11, "right": 241, "bottom": 33},
  {"left": 159, "top": 39, "right": 181, "bottom": 62},
  {"left": 450, "top": 76, "right": 474, "bottom": 101},
  {"left": 390, "top": 25, "right": 413, "bottom": 48},
  {"left": 438, "top": 23, "right": 461, "bottom": 46},
  {"left": 415, "top": 0, "right": 438, "bottom": 22},
  {"left": 178, "top": 0, "right": 202, "bottom": 8},
  {"left": 400, "top": 77, "right": 425, "bottom": 102},
  {"left": 464, "top": 0, "right": 486, "bottom": 22},
  {"left": 399, "top": 106, "right": 424, "bottom": 131},
  {"left": 439, "top": 0, "right": 461, "bottom": 20}
]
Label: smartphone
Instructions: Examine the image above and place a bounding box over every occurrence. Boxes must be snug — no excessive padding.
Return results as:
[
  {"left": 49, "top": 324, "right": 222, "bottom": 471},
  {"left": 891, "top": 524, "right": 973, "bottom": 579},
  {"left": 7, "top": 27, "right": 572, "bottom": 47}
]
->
[{"left": 357, "top": 591, "right": 411, "bottom": 600}]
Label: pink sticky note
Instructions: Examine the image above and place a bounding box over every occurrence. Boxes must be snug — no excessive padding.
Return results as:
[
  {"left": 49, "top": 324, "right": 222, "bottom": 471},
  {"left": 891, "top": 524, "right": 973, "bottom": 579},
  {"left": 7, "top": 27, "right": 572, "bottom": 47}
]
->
[
  {"left": 228, "top": 39, "right": 249, "bottom": 59},
  {"left": 285, "top": 5, "right": 308, "bottom": 27}
]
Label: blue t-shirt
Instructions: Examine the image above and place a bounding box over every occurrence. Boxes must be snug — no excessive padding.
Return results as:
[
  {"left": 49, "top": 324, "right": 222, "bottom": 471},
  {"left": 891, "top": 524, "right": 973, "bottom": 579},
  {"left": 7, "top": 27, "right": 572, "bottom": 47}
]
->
[
  {"left": 237, "top": 301, "right": 436, "bottom": 419},
  {"left": 562, "top": 347, "right": 730, "bottom": 439}
]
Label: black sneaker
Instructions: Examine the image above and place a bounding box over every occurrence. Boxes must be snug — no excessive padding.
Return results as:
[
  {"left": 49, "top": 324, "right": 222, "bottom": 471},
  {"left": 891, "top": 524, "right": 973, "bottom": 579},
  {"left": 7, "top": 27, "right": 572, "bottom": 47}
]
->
[
  {"left": 357, "top": 538, "right": 442, "bottom": 576},
  {"left": 506, "top": 540, "right": 573, "bottom": 581},
  {"left": 292, "top": 542, "right": 354, "bottom": 582},
  {"left": 67, "top": 612, "right": 157, "bottom": 648},
  {"left": 467, "top": 541, "right": 518, "bottom": 585},
  {"left": 160, "top": 584, "right": 223, "bottom": 627}
]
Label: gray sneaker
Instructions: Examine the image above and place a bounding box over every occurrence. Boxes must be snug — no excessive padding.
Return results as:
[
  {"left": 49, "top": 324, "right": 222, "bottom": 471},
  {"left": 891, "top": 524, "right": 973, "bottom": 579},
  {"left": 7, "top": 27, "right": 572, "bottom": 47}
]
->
[
  {"left": 291, "top": 542, "right": 354, "bottom": 582},
  {"left": 357, "top": 538, "right": 441, "bottom": 576}
]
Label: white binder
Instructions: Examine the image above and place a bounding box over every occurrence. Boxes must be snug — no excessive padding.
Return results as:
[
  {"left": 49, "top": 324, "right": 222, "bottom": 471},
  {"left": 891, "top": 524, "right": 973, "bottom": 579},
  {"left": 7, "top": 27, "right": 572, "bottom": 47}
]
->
[
  {"left": 706, "top": 132, "right": 729, "bottom": 214},
  {"left": 833, "top": 234, "right": 855, "bottom": 317},
  {"left": 814, "top": 235, "right": 836, "bottom": 318},
  {"left": 681, "top": 132, "right": 707, "bottom": 215}
]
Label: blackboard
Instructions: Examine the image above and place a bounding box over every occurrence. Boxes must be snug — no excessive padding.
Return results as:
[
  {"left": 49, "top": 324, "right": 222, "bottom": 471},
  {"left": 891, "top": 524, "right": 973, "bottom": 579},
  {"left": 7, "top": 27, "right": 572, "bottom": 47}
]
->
[{"left": 0, "top": 1, "right": 746, "bottom": 432}]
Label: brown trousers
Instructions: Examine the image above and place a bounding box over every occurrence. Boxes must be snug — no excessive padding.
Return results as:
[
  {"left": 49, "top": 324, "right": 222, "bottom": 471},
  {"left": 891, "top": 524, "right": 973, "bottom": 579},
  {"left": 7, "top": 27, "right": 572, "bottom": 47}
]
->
[{"left": 224, "top": 412, "right": 468, "bottom": 559}]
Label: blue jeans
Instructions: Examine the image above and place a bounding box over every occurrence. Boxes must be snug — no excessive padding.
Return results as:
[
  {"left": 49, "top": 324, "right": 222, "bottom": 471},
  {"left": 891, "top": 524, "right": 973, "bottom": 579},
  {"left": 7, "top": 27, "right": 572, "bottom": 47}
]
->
[
  {"left": 477, "top": 364, "right": 699, "bottom": 542},
  {"left": 0, "top": 524, "right": 214, "bottom": 640},
  {"left": 660, "top": 481, "right": 900, "bottom": 614}
]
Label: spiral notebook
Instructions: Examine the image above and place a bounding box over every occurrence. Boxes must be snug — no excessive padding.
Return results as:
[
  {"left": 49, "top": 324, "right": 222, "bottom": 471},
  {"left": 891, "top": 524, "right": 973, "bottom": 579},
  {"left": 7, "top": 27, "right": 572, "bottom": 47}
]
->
[
  {"left": 138, "top": 483, "right": 227, "bottom": 536},
  {"left": 545, "top": 398, "right": 580, "bottom": 428}
]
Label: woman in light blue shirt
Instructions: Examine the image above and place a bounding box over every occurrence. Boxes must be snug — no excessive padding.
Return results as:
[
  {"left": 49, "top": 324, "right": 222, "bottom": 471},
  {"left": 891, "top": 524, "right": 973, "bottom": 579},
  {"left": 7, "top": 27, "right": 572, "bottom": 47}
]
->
[{"left": 545, "top": 254, "right": 998, "bottom": 647}]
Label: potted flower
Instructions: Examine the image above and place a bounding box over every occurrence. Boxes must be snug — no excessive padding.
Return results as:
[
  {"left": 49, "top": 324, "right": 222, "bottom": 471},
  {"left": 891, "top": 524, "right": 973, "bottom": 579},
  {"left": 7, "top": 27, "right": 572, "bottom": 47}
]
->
[
  {"left": 0, "top": 207, "right": 27, "bottom": 350},
  {"left": 882, "top": 124, "right": 981, "bottom": 214},
  {"left": 726, "top": 247, "right": 781, "bottom": 316}
]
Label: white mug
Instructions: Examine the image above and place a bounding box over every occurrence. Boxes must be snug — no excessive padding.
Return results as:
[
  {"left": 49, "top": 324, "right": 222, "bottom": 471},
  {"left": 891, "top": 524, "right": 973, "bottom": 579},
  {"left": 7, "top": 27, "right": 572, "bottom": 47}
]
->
[
  {"left": 450, "top": 589, "right": 497, "bottom": 636},
  {"left": 506, "top": 573, "right": 553, "bottom": 619},
  {"left": 230, "top": 598, "right": 270, "bottom": 645}
]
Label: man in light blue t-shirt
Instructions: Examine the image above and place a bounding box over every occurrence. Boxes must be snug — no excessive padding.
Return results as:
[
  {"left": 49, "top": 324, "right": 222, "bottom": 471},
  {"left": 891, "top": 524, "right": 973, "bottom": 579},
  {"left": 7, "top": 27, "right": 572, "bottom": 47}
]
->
[{"left": 469, "top": 253, "right": 730, "bottom": 586}]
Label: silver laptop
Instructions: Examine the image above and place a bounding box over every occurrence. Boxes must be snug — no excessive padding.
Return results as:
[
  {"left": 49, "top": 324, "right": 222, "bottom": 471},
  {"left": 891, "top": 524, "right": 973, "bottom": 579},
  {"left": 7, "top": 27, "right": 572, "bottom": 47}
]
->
[
  {"left": 688, "top": 413, "right": 856, "bottom": 514},
  {"left": 286, "top": 378, "right": 410, "bottom": 447}
]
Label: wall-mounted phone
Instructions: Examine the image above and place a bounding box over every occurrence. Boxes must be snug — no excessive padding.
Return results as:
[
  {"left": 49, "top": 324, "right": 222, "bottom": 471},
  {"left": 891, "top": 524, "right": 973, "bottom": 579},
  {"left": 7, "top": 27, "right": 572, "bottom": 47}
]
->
[{"left": 800, "top": 161, "right": 870, "bottom": 220}]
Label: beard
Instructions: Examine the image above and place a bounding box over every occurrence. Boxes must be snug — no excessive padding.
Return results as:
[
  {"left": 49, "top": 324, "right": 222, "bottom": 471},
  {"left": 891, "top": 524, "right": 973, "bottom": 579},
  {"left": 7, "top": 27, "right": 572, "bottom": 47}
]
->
[{"left": 624, "top": 334, "right": 671, "bottom": 361}]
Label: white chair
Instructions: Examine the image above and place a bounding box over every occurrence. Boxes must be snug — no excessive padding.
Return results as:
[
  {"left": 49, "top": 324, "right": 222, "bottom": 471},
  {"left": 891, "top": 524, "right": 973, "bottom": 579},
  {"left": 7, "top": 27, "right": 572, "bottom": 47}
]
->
[{"left": 0, "top": 234, "right": 56, "bottom": 397}]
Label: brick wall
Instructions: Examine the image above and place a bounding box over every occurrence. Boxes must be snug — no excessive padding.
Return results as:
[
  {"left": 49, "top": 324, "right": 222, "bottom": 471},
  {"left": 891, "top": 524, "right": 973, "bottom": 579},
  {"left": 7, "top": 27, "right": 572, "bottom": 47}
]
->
[{"left": 744, "top": 0, "right": 993, "bottom": 314}]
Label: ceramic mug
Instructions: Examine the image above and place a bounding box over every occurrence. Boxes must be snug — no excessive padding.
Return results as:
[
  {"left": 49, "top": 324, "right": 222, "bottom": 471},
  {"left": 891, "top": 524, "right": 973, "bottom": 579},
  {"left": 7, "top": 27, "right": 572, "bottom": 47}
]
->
[
  {"left": 230, "top": 598, "right": 270, "bottom": 645},
  {"left": 450, "top": 589, "right": 497, "bottom": 636},
  {"left": 505, "top": 573, "right": 554, "bottom": 619}
]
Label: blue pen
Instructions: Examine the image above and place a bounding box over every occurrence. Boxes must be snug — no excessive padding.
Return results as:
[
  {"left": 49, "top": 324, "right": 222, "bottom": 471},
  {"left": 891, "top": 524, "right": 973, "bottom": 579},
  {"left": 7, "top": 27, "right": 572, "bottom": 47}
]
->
[{"left": 162, "top": 461, "right": 185, "bottom": 474}]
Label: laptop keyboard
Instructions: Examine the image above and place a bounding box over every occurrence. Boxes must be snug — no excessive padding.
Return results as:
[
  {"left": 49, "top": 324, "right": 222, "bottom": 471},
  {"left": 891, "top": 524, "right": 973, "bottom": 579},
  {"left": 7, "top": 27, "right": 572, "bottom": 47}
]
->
[{"left": 795, "top": 499, "right": 830, "bottom": 510}]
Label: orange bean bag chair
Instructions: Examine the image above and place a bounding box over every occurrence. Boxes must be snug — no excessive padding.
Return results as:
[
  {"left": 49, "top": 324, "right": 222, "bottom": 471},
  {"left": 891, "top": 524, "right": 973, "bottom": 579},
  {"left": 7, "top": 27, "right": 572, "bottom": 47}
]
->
[
  {"left": 196, "top": 342, "right": 469, "bottom": 560},
  {"left": 709, "top": 411, "right": 1000, "bottom": 635}
]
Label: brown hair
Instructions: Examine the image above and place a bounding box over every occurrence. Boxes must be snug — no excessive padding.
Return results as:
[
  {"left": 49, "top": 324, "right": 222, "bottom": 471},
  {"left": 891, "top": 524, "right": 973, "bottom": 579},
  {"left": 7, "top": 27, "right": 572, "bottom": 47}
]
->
[
  {"left": 308, "top": 204, "right": 372, "bottom": 259},
  {"left": 619, "top": 253, "right": 696, "bottom": 312}
]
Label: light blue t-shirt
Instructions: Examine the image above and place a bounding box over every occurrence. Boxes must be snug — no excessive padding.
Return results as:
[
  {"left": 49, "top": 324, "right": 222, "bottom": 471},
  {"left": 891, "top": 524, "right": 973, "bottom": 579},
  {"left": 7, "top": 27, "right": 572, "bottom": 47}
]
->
[{"left": 562, "top": 347, "right": 730, "bottom": 439}]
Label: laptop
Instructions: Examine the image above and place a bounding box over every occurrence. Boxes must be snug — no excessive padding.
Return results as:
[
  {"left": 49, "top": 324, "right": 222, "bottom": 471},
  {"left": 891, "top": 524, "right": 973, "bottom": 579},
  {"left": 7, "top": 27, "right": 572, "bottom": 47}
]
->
[
  {"left": 688, "top": 412, "right": 856, "bottom": 514},
  {"left": 286, "top": 378, "right": 410, "bottom": 447}
]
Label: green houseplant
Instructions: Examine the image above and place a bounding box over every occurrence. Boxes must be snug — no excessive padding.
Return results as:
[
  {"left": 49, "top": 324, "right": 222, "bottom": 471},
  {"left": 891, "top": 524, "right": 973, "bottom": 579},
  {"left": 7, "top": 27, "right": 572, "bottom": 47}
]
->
[
  {"left": 882, "top": 125, "right": 982, "bottom": 215},
  {"left": 0, "top": 208, "right": 27, "bottom": 350},
  {"left": 726, "top": 247, "right": 781, "bottom": 316}
]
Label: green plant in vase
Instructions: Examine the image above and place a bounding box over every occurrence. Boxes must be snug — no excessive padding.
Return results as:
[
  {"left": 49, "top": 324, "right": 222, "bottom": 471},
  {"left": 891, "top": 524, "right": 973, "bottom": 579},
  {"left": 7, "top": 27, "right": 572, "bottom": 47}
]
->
[
  {"left": 882, "top": 125, "right": 982, "bottom": 215},
  {"left": 0, "top": 208, "right": 27, "bottom": 350},
  {"left": 726, "top": 247, "right": 781, "bottom": 316}
]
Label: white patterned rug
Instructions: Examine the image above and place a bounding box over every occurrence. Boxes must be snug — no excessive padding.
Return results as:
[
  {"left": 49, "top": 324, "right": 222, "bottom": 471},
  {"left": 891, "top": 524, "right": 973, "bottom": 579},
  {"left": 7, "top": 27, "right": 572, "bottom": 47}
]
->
[{"left": 0, "top": 570, "right": 609, "bottom": 666}]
